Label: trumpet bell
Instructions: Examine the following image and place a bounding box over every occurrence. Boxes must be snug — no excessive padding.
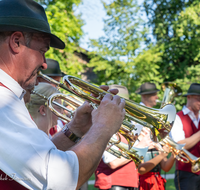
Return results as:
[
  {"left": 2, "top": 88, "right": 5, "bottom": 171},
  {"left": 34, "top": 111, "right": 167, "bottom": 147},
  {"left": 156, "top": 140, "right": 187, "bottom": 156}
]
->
[{"left": 161, "top": 82, "right": 182, "bottom": 107}]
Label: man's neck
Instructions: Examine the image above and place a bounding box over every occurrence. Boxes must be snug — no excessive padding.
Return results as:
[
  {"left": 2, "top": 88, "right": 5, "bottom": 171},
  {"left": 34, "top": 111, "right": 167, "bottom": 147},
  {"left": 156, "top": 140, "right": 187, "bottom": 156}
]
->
[
  {"left": 141, "top": 101, "right": 152, "bottom": 108},
  {"left": 186, "top": 105, "right": 199, "bottom": 119}
]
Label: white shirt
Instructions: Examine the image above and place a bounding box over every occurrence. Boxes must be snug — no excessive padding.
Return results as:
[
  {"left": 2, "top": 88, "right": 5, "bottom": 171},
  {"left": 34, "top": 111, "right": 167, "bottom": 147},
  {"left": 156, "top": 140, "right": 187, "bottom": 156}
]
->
[
  {"left": 0, "top": 69, "right": 79, "bottom": 190},
  {"left": 169, "top": 106, "right": 200, "bottom": 142}
]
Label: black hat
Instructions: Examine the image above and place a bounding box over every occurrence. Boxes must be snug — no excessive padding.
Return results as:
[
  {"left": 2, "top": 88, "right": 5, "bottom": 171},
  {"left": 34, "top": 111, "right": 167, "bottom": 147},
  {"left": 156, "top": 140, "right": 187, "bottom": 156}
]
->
[
  {"left": 109, "top": 84, "right": 129, "bottom": 99},
  {"left": 41, "top": 58, "right": 65, "bottom": 77},
  {"left": 182, "top": 83, "right": 200, "bottom": 97},
  {"left": 136, "top": 82, "right": 160, "bottom": 95},
  {"left": 0, "top": 0, "right": 65, "bottom": 49}
]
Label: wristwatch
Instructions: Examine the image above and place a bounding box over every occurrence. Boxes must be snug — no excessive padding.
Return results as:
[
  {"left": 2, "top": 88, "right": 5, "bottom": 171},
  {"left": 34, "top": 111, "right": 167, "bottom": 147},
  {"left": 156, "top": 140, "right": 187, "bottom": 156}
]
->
[{"left": 62, "top": 124, "right": 81, "bottom": 143}]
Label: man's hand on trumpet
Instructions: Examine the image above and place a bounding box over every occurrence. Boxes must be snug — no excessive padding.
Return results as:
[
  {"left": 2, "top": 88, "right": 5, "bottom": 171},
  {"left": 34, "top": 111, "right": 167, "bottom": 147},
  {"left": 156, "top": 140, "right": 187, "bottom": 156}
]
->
[{"left": 67, "top": 85, "right": 122, "bottom": 138}]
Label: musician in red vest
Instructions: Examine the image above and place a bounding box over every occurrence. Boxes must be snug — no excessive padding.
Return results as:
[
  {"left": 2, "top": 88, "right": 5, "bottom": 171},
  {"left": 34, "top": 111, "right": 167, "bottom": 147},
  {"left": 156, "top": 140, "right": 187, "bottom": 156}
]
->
[
  {"left": 95, "top": 85, "right": 152, "bottom": 190},
  {"left": 170, "top": 83, "right": 200, "bottom": 190}
]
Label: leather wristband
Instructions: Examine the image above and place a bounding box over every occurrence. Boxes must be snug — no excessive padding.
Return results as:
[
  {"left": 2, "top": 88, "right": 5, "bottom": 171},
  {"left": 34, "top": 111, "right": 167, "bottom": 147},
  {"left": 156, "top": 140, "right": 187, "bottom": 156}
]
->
[{"left": 62, "top": 124, "right": 81, "bottom": 143}]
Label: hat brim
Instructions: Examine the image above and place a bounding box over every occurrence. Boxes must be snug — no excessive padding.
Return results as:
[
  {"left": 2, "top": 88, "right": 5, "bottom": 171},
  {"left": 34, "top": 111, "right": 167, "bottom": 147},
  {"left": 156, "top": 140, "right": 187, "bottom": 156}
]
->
[
  {"left": 137, "top": 89, "right": 160, "bottom": 95},
  {"left": 0, "top": 25, "right": 65, "bottom": 49},
  {"left": 46, "top": 72, "right": 65, "bottom": 77},
  {"left": 182, "top": 93, "right": 200, "bottom": 97}
]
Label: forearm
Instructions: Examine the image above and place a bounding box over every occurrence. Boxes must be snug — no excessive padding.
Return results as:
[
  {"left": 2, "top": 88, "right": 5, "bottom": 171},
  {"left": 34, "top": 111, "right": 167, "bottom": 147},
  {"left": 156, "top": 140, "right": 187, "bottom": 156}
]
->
[
  {"left": 51, "top": 130, "right": 76, "bottom": 151},
  {"left": 107, "top": 157, "right": 131, "bottom": 169},
  {"left": 138, "top": 154, "right": 164, "bottom": 175},
  {"left": 160, "top": 154, "right": 175, "bottom": 172},
  {"left": 70, "top": 123, "right": 114, "bottom": 189},
  {"left": 178, "top": 131, "right": 200, "bottom": 150}
]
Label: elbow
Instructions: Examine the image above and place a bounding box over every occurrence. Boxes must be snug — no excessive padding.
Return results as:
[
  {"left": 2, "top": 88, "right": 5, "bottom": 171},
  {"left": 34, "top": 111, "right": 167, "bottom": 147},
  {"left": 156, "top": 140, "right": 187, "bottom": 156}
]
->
[
  {"left": 162, "top": 168, "right": 170, "bottom": 172},
  {"left": 138, "top": 171, "right": 146, "bottom": 175},
  {"left": 137, "top": 167, "right": 147, "bottom": 175},
  {"left": 107, "top": 163, "right": 118, "bottom": 170}
]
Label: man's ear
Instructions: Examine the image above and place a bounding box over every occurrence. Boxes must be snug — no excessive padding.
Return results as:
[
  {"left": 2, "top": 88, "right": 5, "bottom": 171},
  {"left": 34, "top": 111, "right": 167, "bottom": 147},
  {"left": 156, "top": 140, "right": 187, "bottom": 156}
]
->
[
  {"left": 9, "top": 31, "right": 25, "bottom": 53},
  {"left": 38, "top": 105, "right": 46, "bottom": 116}
]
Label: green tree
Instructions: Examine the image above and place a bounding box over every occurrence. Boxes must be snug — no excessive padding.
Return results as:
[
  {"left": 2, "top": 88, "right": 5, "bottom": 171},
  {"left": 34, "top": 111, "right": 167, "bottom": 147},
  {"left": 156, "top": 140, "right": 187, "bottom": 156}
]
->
[
  {"left": 88, "top": 0, "right": 148, "bottom": 95},
  {"left": 142, "top": 0, "right": 200, "bottom": 109},
  {"left": 35, "top": 0, "right": 86, "bottom": 77}
]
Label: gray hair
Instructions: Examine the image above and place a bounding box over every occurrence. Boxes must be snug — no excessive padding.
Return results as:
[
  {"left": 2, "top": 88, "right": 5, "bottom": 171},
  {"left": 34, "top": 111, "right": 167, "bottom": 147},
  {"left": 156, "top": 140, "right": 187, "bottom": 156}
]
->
[{"left": 0, "top": 31, "right": 33, "bottom": 47}]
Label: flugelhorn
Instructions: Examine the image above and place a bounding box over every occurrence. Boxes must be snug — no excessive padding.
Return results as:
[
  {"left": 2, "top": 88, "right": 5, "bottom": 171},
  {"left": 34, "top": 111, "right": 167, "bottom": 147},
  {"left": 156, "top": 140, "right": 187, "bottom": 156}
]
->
[
  {"left": 38, "top": 71, "right": 176, "bottom": 165},
  {"left": 47, "top": 91, "right": 148, "bottom": 165},
  {"left": 38, "top": 71, "right": 176, "bottom": 142},
  {"left": 159, "top": 136, "right": 200, "bottom": 173}
]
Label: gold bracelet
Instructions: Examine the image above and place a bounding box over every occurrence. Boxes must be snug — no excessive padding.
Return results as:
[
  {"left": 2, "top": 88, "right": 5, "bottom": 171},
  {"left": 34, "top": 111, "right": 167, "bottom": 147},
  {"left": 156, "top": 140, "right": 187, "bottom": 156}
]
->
[{"left": 62, "top": 124, "right": 81, "bottom": 143}]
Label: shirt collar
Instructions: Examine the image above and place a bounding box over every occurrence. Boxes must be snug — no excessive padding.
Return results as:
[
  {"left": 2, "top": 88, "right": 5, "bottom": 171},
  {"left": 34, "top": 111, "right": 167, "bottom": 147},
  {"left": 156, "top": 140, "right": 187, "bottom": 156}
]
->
[
  {"left": 140, "top": 102, "right": 146, "bottom": 106},
  {"left": 182, "top": 105, "right": 193, "bottom": 115},
  {"left": 0, "top": 69, "right": 26, "bottom": 100}
]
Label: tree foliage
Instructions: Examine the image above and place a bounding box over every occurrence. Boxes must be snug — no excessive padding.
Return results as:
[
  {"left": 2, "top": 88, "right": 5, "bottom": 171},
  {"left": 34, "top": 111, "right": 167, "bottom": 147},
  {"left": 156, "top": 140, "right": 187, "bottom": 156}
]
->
[
  {"left": 88, "top": 0, "right": 200, "bottom": 110},
  {"left": 35, "top": 0, "right": 86, "bottom": 77},
  {"left": 88, "top": 0, "right": 149, "bottom": 101}
]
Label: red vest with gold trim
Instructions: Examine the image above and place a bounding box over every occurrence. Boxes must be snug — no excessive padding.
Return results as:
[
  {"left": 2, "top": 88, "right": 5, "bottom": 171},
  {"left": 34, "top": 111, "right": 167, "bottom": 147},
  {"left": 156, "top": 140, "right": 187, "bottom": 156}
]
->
[{"left": 176, "top": 110, "right": 200, "bottom": 175}]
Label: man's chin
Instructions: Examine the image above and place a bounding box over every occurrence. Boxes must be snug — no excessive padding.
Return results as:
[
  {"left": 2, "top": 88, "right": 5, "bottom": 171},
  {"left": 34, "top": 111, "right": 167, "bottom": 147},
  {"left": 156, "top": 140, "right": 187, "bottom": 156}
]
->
[{"left": 23, "top": 81, "right": 36, "bottom": 90}]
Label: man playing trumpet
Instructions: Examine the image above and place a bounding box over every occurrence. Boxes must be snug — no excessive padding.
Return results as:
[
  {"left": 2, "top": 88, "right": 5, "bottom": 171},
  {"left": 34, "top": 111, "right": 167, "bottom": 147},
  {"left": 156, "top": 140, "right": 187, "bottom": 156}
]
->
[
  {"left": 170, "top": 83, "right": 200, "bottom": 190},
  {"left": 0, "top": 0, "right": 125, "bottom": 189}
]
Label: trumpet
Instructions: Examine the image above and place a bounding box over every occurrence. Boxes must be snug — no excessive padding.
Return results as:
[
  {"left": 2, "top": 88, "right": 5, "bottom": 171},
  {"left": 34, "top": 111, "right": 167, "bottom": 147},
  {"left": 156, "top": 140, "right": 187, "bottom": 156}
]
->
[
  {"left": 38, "top": 71, "right": 176, "bottom": 140},
  {"left": 47, "top": 92, "right": 148, "bottom": 165},
  {"left": 159, "top": 136, "right": 200, "bottom": 173},
  {"left": 38, "top": 71, "right": 176, "bottom": 165}
]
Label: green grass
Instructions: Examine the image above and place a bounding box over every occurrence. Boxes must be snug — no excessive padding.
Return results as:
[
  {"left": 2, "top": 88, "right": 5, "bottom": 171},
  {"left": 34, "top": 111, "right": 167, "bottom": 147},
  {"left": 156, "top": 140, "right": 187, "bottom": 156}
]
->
[{"left": 165, "top": 179, "right": 176, "bottom": 190}]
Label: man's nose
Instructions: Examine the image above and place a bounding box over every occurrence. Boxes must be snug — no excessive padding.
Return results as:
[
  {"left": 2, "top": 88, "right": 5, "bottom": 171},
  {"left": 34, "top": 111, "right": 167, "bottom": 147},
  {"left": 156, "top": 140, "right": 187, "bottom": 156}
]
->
[{"left": 41, "top": 62, "right": 47, "bottom": 70}]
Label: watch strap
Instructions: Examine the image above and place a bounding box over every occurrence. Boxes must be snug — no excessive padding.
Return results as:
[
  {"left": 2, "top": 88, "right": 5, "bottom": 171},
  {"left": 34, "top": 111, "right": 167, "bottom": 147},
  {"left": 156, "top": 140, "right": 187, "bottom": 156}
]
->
[{"left": 62, "top": 124, "right": 81, "bottom": 143}]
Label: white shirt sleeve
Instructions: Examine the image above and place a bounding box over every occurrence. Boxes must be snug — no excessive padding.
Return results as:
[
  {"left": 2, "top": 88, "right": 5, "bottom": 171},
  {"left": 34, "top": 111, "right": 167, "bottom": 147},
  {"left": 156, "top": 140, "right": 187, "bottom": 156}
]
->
[
  {"left": 0, "top": 88, "right": 79, "bottom": 190},
  {"left": 169, "top": 114, "right": 185, "bottom": 142},
  {"left": 102, "top": 151, "right": 118, "bottom": 164}
]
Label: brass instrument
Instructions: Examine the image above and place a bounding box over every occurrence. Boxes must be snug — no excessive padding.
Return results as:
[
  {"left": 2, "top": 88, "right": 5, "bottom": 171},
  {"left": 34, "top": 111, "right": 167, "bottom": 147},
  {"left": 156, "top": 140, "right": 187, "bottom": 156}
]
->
[
  {"left": 31, "top": 91, "right": 82, "bottom": 123},
  {"left": 107, "top": 134, "right": 149, "bottom": 167},
  {"left": 159, "top": 136, "right": 200, "bottom": 173},
  {"left": 160, "top": 82, "right": 182, "bottom": 108},
  {"left": 33, "top": 86, "right": 149, "bottom": 165},
  {"left": 38, "top": 71, "right": 176, "bottom": 140},
  {"left": 38, "top": 71, "right": 176, "bottom": 165}
]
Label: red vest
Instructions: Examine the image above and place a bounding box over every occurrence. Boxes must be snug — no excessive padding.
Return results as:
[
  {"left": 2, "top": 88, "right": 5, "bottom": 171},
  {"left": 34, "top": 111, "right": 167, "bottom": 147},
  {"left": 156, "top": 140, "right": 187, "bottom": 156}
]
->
[
  {"left": 176, "top": 110, "right": 200, "bottom": 175},
  {"left": 95, "top": 134, "right": 138, "bottom": 189},
  {"left": 95, "top": 160, "right": 138, "bottom": 189},
  {"left": 0, "top": 82, "right": 28, "bottom": 189}
]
